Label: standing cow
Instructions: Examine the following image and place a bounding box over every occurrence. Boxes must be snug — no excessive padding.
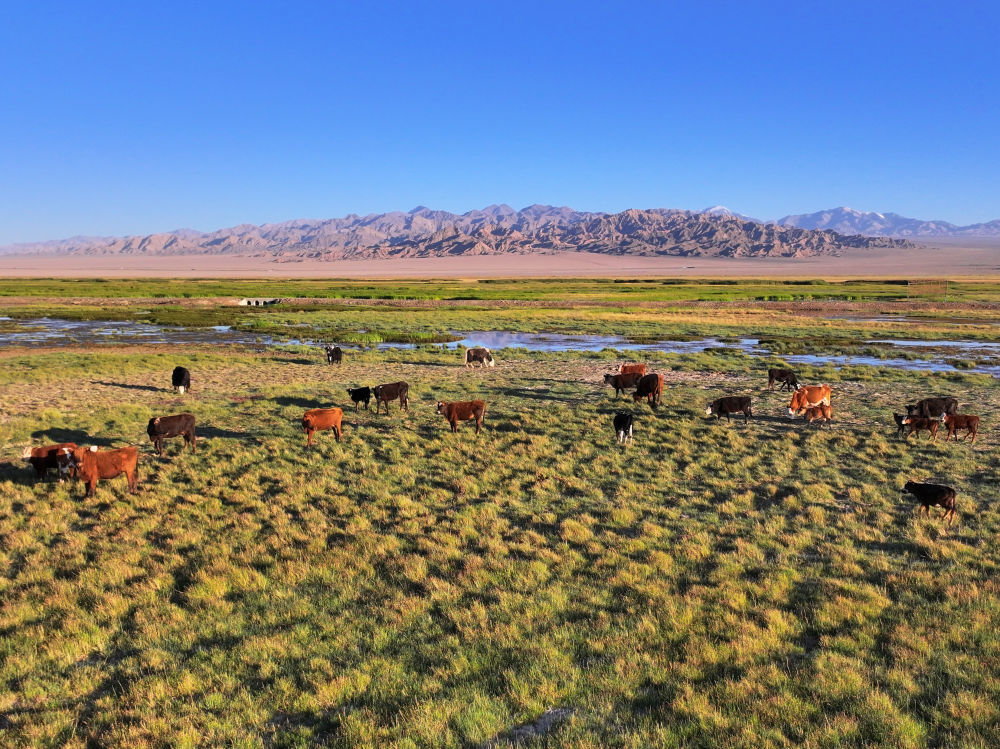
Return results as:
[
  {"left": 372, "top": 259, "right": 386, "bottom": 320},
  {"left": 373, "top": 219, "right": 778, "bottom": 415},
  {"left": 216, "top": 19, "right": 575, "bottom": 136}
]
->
[
  {"left": 465, "top": 347, "right": 495, "bottom": 368},
  {"left": 172, "top": 366, "right": 191, "bottom": 394},
  {"left": 325, "top": 346, "right": 343, "bottom": 365},
  {"left": 767, "top": 368, "right": 799, "bottom": 391},
  {"left": 633, "top": 373, "right": 663, "bottom": 409},
  {"left": 22, "top": 442, "right": 77, "bottom": 480},
  {"left": 436, "top": 400, "right": 486, "bottom": 434},
  {"left": 373, "top": 382, "right": 409, "bottom": 414},
  {"left": 613, "top": 412, "right": 634, "bottom": 445},
  {"left": 147, "top": 413, "right": 197, "bottom": 456},
  {"left": 302, "top": 408, "right": 343, "bottom": 447},
  {"left": 58, "top": 445, "right": 139, "bottom": 498}
]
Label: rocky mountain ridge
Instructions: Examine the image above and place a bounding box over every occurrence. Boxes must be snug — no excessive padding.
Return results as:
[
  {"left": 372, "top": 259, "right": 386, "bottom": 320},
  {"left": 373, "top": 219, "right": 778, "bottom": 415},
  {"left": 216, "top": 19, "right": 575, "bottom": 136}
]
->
[{"left": 775, "top": 206, "right": 1000, "bottom": 237}]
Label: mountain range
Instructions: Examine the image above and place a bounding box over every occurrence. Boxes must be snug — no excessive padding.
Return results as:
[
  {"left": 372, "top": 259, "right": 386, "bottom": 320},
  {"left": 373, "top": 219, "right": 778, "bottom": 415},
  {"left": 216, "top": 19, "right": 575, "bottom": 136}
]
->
[
  {"left": 0, "top": 205, "right": 913, "bottom": 261},
  {"left": 774, "top": 207, "right": 1000, "bottom": 237}
]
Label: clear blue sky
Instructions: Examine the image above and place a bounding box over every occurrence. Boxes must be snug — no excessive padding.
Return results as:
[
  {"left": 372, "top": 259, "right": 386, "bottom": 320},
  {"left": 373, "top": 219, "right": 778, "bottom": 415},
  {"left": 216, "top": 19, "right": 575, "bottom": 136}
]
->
[{"left": 1, "top": 1, "right": 997, "bottom": 243}]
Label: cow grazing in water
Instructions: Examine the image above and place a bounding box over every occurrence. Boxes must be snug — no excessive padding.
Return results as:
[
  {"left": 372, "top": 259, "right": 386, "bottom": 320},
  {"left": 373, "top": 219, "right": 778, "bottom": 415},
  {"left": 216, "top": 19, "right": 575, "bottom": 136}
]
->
[
  {"left": 172, "top": 366, "right": 191, "bottom": 394},
  {"left": 603, "top": 372, "right": 643, "bottom": 397},
  {"left": 465, "top": 347, "right": 495, "bottom": 368},
  {"left": 788, "top": 384, "right": 832, "bottom": 417},
  {"left": 22, "top": 442, "right": 77, "bottom": 481},
  {"left": 906, "top": 397, "right": 958, "bottom": 419},
  {"left": 58, "top": 445, "right": 139, "bottom": 498},
  {"left": 436, "top": 400, "right": 486, "bottom": 434},
  {"left": 618, "top": 363, "right": 646, "bottom": 376},
  {"left": 706, "top": 396, "right": 753, "bottom": 424},
  {"left": 613, "top": 412, "right": 634, "bottom": 445},
  {"left": 767, "top": 368, "right": 799, "bottom": 391},
  {"left": 901, "top": 415, "right": 939, "bottom": 440},
  {"left": 943, "top": 413, "right": 979, "bottom": 442},
  {"left": 903, "top": 481, "right": 957, "bottom": 526},
  {"left": 633, "top": 373, "right": 663, "bottom": 408},
  {"left": 147, "top": 413, "right": 196, "bottom": 456},
  {"left": 802, "top": 404, "right": 834, "bottom": 425},
  {"left": 325, "top": 346, "right": 343, "bottom": 365},
  {"left": 373, "top": 381, "right": 409, "bottom": 414},
  {"left": 346, "top": 386, "right": 372, "bottom": 410},
  {"left": 302, "top": 408, "right": 342, "bottom": 447}
]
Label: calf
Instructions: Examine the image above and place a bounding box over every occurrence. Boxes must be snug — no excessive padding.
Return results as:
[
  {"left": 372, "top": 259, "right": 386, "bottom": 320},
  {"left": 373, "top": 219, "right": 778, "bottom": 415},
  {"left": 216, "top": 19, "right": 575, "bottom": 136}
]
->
[
  {"left": 59, "top": 445, "right": 139, "bottom": 498},
  {"left": 172, "top": 366, "right": 191, "bottom": 394},
  {"left": 943, "top": 413, "right": 979, "bottom": 442},
  {"left": 633, "top": 373, "right": 663, "bottom": 408},
  {"left": 346, "top": 386, "right": 372, "bottom": 411},
  {"left": 465, "top": 347, "right": 495, "bottom": 368},
  {"left": 788, "top": 384, "right": 832, "bottom": 417},
  {"left": 436, "top": 400, "right": 486, "bottom": 434},
  {"left": 603, "top": 372, "right": 643, "bottom": 397},
  {"left": 302, "top": 407, "right": 343, "bottom": 447},
  {"left": 706, "top": 396, "right": 753, "bottom": 424},
  {"left": 802, "top": 404, "right": 833, "bottom": 425},
  {"left": 767, "top": 368, "right": 799, "bottom": 391},
  {"left": 325, "top": 345, "right": 343, "bottom": 365},
  {"left": 613, "top": 411, "right": 634, "bottom": 445},
  {"left": 892, "top": 412, "right": 907, "bottom": 437},
  {"left": 147, "top": 413, "right": 196, "bottom": 456},
  {"left": 906, "top": 397, "right": 958, "bottom": 419},
  {"left": 373, "top": 381, "right": 409, "bottom": 415},
  {"left": 22, "top": 442, "right": 77, "bottom": 480},
  {"left": 901, "top": 415, "right": 939, "bottom": 440},
  {"left": 902, "top": 481, "right": 957, "bottom": 526},
  {"left": 618, "top": 363, "right": 646, "bottom": 376}
]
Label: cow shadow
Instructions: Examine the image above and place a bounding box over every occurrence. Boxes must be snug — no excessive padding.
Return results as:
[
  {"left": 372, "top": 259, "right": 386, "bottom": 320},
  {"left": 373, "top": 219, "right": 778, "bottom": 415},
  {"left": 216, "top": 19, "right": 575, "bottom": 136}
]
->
[
  {"left": 272, "top": 396, "right": 327, "bottom": 410},
  {"left": 30, "top": 428, "right": 116, "bottom": 447},
  {"left": 274, "top": 357, "right": 314, "bottom": 366},
  {"left": 197, "top": 426, "right": 259, "bottom": 444},
  {"left": 93, "top": 380, "right": 163, "bottom": 392}
]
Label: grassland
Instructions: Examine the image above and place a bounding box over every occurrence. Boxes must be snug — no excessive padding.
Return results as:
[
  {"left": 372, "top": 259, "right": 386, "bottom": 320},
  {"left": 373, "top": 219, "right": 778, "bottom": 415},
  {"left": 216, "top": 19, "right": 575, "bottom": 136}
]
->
[{"left": 2, "top": 329, "right": 999, "bottom": 746}]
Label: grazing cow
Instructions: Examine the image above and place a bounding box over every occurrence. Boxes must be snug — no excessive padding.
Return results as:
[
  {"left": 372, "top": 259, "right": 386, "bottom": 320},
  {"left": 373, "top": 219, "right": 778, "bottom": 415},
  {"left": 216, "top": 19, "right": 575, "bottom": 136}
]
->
[
  {"left": 632, "top": 373, "right": 663, "bottom": 408},
  {"left": 892, "top": 412, "right": 907, "bottom": 437},
  {"left": 21, "top": 442, "right": 77, "bottom": 480},
  {"left": 373, "top": 381, "right": 409, "bottom": 414},
  {"left": 603, "top": 372, "right": 643, "bottom": 397},
  {"left": 902, "top": 481, "right": 957, "bottom": 526},
  {"left": 325, "top": 346, "right": 343, "bottom": 365},
  {"left": 172, "top": 366, "right": 191, "bottom": 394},
  {"left": 906, "top": 397, "right": 959, "bottom": 419},
  {"left": 58, "top": 445, "right": 139, "bottom": 498},
  {"left": 618, "top": 363, "right": 646, "bottom": 376},
  {"left": 767, "top": 368, "right": 799, "bottom": 391},
  {"left": 147, "top": 413, "right": 196, "bottom": 456},
  {"left": 436, "top": 400, "right": 486, "bottom": 434},
  {"left": 943, "top": 413, "right": 979, "bottom": 442},
  {"left": 787, "top": 384, "right": 832, "bottom": 417},
  {"left": 613, "top": 411, "right": 634, "bottom": 445},
  {"left": 465, "top": 347, "right": 495, "bottom": 368},
  {"left": 302, "top": 408, "right": 342, "bottom": 447},
  {"left": 901, "top": 415, "right": 940, "bottom": 440},
  {"left": 802, "top": 404, "right": 834, "bottom": 425},
  {"left": 706, "top": 396, "right": 753, "bottom": 424},
  {"left": 346, "top": 386, "right": 372, "bottom": 411}
]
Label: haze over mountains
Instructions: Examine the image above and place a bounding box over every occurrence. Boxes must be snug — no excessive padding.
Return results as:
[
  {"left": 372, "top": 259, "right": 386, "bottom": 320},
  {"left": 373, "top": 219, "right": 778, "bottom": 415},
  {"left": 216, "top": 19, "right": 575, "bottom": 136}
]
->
[
  {"left": 0, "top": 205, "right": 914, "bottom": 261},
  {"left": 774, "top": 207, "right": 1000, "bottom": 238}
]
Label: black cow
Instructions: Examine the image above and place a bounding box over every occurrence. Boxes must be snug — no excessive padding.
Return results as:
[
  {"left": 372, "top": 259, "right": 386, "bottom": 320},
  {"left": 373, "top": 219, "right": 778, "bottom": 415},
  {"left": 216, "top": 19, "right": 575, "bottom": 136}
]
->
[
  {"left": 172, "top": 366, "right": 191, "bottom": 394},
  {"left": 346, "top": 386, "right": 372, "bottom": 410},
  {"left": 613, "top": 412, "right": 634, "bottom": 445},
  {"left": 147, "top": 413, "right": 196, "bottom": 456},
  {"left": 373, "top": 381, "right": 409, "bottom": 415},
  {"left": 902, "top": 481, "right": 957, "bottom": 526},
  {"left": 906, "top": 397, "right": 958, "bottom": 419},
  {"left": 706, "top": 396, "right": 753, "bottom": 423},
  {"left": 892, "top": 412, "right": 907, "bottom": 437},
  {"left": 326, "top": 346, "right": 343, "bottom": 365},
  {"left": 767, "top": 368, "right": 799, "bottom": 391}
]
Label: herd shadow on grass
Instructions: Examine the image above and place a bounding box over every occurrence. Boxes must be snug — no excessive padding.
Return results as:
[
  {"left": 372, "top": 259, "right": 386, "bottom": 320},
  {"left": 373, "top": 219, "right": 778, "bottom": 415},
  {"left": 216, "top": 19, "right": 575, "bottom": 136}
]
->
[{"left": 92, "top": 380, "right": 164, "bottom": 393}]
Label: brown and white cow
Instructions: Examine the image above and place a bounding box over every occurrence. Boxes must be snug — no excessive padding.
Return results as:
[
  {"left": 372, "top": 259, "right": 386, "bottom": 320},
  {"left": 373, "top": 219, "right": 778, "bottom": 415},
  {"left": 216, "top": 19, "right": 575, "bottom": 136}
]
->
[
  {"left": 788, "top": 384, "right": 832, "bottom": 417},
  {"left": 58, "top": 445, "right": 139, "bottom": 498},
  {"left": 302, "top": 408, "right": 343, "bottom": 447},
  {"left": 436, "top": 400, "right": 486, "bottom": 434},
  {"left": 22, "top": 442, "right": 77, "bottom": 481},
  {"left": 618, "top": 363, "right": 646, "bottom": 377},
  {"left": 465, "top": 347, "right": 495, "bottom": 368}
]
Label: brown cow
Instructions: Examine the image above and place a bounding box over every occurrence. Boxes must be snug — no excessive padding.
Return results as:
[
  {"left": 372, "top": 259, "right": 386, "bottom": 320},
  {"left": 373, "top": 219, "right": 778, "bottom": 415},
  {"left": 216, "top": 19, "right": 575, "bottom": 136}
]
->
[
  {"left": 901, "top": 415, "right": 939, "bottom": 440},
  {"left": 302, "top": 408, "right": 343, "bottom": 447},
  {"left": 633, "top": 373, "right": 663, "bottom": 408},
  {"left": 436, "top": 400, "right": 486, "bottom": 434},
  {"left": 603, "top": 372, "right": 643, "bottom": 396},
  {"left": 147, "top": 413, "right": 196, "bottom": 456},
  {"left": 802, "top": 404, "right": 834, "bottom": 425},
  {"left": 58, "top": 445, "right": 139, "bottom": 498},
  {"left": 903, "top": 481, "right": 957, "bottom": 526},
  {"left": 943, "top": 413, "right": 979, "bottom": 442},
  {"left": 373, "top": 382, "right": 409, "bottom": 415},
  {"left": 22, "top": 442, "right": 77, "bottom": 480},
  {"left": 788, "top": 384, "right": 832, "bottom": 417},
  {"left": 618, "top": 363, "right": 646, "bottom": 376}
]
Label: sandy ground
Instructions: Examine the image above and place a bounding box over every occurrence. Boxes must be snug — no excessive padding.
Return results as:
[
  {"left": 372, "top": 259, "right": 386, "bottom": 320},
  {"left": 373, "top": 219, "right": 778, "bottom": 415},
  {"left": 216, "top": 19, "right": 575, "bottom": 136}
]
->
[{"left": 0, "top": 242, "right": 999, "bottom": 279}]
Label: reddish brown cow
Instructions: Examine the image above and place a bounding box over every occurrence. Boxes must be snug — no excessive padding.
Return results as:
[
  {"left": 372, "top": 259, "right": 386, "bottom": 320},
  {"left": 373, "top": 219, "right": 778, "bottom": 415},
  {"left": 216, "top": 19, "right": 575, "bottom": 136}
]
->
[
  {"left": 943, "top": 413, "right": 979, "bottom": 442},
  {"left": 618, "top": 363, "right": 646, "bottom": 376},
  {"left": 901, "top": 415, "right": 939, "bottom": 440},
  {"left": 802, "top": 404, "right": 834, "bottom": 425},
  {"left": 59, "top": 445, "right": 139, "bottom": 497},
  {"left": 436, "top": 400, "right": 486, "bottom": 434},
  {"left": 22, "top": 442, "right": 77, "bottom": 480},
  {"left": 633, "top": 373, "right": 663, "bottom": 408},
  {"left": 302, "top": 408, "right": 343, "bottom": 447},
  {"left": 788, "top": 384, "right": 832, "bottom": 417}
]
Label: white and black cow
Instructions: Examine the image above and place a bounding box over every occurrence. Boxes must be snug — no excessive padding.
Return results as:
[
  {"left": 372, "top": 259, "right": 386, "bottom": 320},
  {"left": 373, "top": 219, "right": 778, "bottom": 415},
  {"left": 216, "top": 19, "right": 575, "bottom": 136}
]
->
[{"left": 464, "top": 347, "right": 495, "bottom": 368}]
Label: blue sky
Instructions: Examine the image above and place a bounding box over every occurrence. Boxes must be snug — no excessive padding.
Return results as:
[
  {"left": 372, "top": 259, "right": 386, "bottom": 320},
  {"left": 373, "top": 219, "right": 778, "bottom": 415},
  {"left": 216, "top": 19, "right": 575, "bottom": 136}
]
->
[{"left": 1, "top": 1, "right": 997, "bottom": 243}]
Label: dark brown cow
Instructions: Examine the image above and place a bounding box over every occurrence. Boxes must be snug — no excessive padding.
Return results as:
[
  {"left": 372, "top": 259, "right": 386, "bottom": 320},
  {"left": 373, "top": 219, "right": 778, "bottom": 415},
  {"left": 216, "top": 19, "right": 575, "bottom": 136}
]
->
[
  {"left": 943, "top": 413, "right": 979, "bottom": 442},
  {"left": 901, "top": 415, "right": 939, "bottom": 440},
  {"left": 618, "top": 363, "right": 646, "bottom": 376},
  {"left": 464, "top": 347, "right": 495, "bottom": 368},
  {"left": 706, "top": 396, "right": 753, "bottom": 423},
  {"left": 903, "top": 481, "right": 957, "bottom": 526},
  {"left": 302, "top": 408, "right": 342, "bottom": 447},
  {"left": 22, "top": 442, "right": 77, "bottom": 480},
  {"left": 603, "top": 372, "right": 643, "bottom": 396},
  {"left": 906, "top": 397, "right": 958, "bottom": 419},
  {"left": 147, "top": 413, "right": 196, "bottom": 456},
  {"left": 59, "top": 445, "right": 139, "bottom": 498},
  {"left": 633, "top": 373, "right": 663, "bottom": 408},
  {"left": 767, "top": 368, "right": 799, "bottom": 391},
  {"left": 373, "top": 382, "right": 409, "bottom": 415},
  {"left": 436, "top": 400, "right": 486, "bottom": 434}
]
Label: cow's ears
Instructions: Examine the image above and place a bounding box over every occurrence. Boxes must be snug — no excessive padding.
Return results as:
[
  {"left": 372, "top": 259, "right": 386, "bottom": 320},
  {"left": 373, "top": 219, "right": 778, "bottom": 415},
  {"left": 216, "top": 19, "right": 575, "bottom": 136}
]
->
[{"left": 89, "top": 445, "right": 98, "bottom": 452}]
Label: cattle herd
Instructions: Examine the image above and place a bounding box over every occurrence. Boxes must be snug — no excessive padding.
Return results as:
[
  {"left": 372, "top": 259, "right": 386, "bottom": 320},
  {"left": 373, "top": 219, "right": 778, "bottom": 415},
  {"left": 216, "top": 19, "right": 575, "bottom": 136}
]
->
[{"left": 19, "top": 349, "right": 978, "bottom": 527}]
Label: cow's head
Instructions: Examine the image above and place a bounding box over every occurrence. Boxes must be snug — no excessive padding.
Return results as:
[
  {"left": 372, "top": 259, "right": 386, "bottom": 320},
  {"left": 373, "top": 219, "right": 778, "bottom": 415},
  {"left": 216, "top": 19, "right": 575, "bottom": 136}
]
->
[
  {"left": 435, "top": 401, "right": 446, "bottom": 415},
  {"left": 704, "top": 403, "right": 715, "bottom": 416},
  {"left": 901, "top": 416, "right": 913, "bottom": 425},
  {"left": 21, "top": 446, "right": 33, "bottom": 460}
]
